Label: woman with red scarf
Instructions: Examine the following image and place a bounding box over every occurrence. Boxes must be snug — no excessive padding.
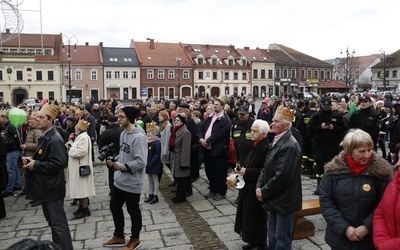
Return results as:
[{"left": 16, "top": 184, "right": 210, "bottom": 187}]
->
[
  {"left": 169, "top": 113, "right": 191, "bottom": 204},
  {"left": 319, "top": 129, "right": 393, "bottom": 250}
]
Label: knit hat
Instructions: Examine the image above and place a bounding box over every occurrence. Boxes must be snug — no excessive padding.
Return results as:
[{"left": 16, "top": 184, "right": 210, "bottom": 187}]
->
[
  {"left": 200, "top": 99, "right": 208, "bottom": 106},
  {"left": 66, "top": 116, "right": 76, "bottom": 123},
  {"left": 107, "top": 116, "right": 118, "bottom": 123},
  {"left": 121, "top": 106, "right": 139, "bottom": 124},
  {"left": 176, "top": 114, "right": 187, "bottom": 124}
]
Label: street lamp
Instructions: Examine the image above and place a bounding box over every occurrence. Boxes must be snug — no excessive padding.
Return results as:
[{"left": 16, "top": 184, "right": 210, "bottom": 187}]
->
[
  {"left": 62, "top": 35, "right": 78, "bottom": 105},
  {"left": 176, "top": 57, "right": 182, "bottom": 100},
  {"left": 380, "top": 51, "right": 387, "bottom": 91},
  {"left": 340, "top": 47, "right": 355, "bottom": 92}
]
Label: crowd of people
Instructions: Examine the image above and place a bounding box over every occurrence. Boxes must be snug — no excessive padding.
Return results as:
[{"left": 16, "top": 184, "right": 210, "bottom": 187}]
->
[{"left": 1, "top": 91, "right": 400, "bottom": 249}]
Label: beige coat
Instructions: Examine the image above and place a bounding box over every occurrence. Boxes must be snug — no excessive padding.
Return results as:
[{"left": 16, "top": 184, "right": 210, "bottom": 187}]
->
[{"left": 66, "top": 132, "right": 95, "bottom": 198}]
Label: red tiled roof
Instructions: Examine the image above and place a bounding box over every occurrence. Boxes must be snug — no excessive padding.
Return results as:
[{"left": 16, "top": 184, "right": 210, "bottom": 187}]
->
[
  {"left": 0, "top": 33, "right": 61, "bottom": 48},
  {"left": 134, "top": 41, "right": 193, "bottom": 67},
  {"left": 277, "top": 44, "right": 332, "bottom": 68},
  {"left": 372, "top": 49, "right": 400, "bottom": 68},
  {"left": 184, "top": 43, "right": 242, "bottom": 61},
  {"left": 237, "top": 47, "right": 274, "bottom": 63},
  {"left": 60, "top": 45, "right": 102, "bottom": 65}
]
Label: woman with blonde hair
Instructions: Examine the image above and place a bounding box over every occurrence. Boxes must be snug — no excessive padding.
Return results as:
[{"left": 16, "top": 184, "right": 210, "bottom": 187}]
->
[
  {"left": 66, "top": 119, "right": 95, "bottom": 219},
  {"left": 319, "top": 129, "right": 393, "bottom": 250}
]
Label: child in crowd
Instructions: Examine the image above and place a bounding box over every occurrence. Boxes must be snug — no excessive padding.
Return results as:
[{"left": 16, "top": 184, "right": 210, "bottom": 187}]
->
[{"left": 145, "top": 122, "right": 162, "bottom": 204}]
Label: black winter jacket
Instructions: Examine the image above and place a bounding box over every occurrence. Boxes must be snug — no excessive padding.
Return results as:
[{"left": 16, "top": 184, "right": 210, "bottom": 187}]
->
[
  {"left": 319, "top": 151, "right": 393, "bottom": 250},
  {"left": 307, "top": 109, "right": 345, "bottom": 147},
  {"left": 201, "top": 112, "right": 231, "bottom": 157}
]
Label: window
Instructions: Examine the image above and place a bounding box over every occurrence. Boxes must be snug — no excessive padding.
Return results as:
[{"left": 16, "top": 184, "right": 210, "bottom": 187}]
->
[
  {"left": 36, "top": 71, "right": 42, "bottom": 81},
  {"left": 393, "top": 70, "right": 398, "bottom": 78},
  {"left": 65, "top": 70, "right": 71, "bottom": 80},
  {"left": 225, "top": 86, "right": 229, "bottom": 94},
  {"left": 212, "top": 58, "right": 217, "bottom": 65},
  {"left": 242, "top": 72, "right": 247, "bottom": 80},
  {"left": 283, "top": 69, "right": 288, "bottom": 78},
  {"left": 199, "top": 72, "right": 204, "bottom": 79},
  {"left": 320, "top": 71, "right": 325, "bottom": 80},
  {"left": 242, "top": 86, "right": 246, "bottom": 95},
  {"left": 131, "top": 71, "right": 137, "bottom": 79},
  {"left": 91, "top": 70, "right": 97, "bottom": 80},
  {"left": 123, "top": 71, "right": 129, "bottom": 79},
  {"left": 106, "top": 71, "right": 112, "bottom": 79},
  {"left": 158, "top": 70, "right": 164, "bottom": 79},
  {"left": 314, "top": 70, "right": 318, "bottom": 79},
  {"left": 233, "top": 72, "right": 238, "bottom": 80},
  {"left": 228, "top": 59, "right": 233, "bottom": 66},
  {"left": 291, "top": 69, "right": 296, "bottom": 79},
  {"left": 198, "top": 58, "right": 204, "bottom": 65},
  {"left": 268, "top": 70, "right": 273, "bottom": 79},
  {"left": 36, "top": 49, "right": 42, "bottom": 55},
  {"left": 253, "top": 69, "right": 258, "bottom": 79},
  {"left": 183, "top": 70, "right": 189, "bottom": 79},
  {"left": 49, "top": 91, "right": 54, "bottom": 101},
  {"left": 0, "top": 71, "right": 3, "bottom": 80},
  {"left": 0, "top": 92, "right": 3, "bottom": 102},
  {"left": 37, "top": 92, "right": 43, "bottom": 100},
  {"left": 300, "top": 70, "right": 305, "bottom": 79},
  {"left": 327, "top": 71, "right": 331, "bottom": 80},
  {"left": 261, "top": 69, "right": 266, "bottom": 79},
  {"left": 168, "top": 70, "right": 174, "bottom": 79},
  {"left": 242, "top": 59, "right": 247, "bottom": 66},
  {"left": 75, "top": 70, "right": 82, "bottom": 80},
  {"left": 114, "top": 71, "right": 120, "bottom": 79},
  {"left": 44, "top": 49, "right": 52, "bottom": 55},
  {"left": 48, "top": 71, "right": 54, "bottom": 81},
  {"left": 27, "top": 68, "right": 32, "bottom": 71},
  {"left": 147, "top": 70, "right": 154, "bottom": 79},
  {"left": 224, "top": 72, "right": 229, "bottom": 80},
  {"left": 276, "top": 69, "right": 281, "bottom": 78},
  {"left": 212, "top": 72, "right": 217, "bottom": 80},
  {"left": 17, "top": 71, "right": 23, "bottom": 80},
  {"left": 307, "top": 70, "right": 312, "bottom": 79}
]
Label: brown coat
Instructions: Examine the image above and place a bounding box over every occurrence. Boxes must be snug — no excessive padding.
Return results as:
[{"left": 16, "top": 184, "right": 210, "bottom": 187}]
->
[
  {"left": 170, "top": 125, "right": 191, "bottom": 178},
  {"left": 24, "top": 128, "right": 42, "bottom": 157}
]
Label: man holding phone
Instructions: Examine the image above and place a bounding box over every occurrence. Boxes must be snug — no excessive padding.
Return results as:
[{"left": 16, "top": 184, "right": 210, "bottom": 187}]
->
[{"left": 307, "top": 97, "right": 345, "bottom": 194}]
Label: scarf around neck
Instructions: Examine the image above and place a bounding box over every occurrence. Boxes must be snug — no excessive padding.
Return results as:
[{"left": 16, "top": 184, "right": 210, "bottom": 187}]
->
[
  {"left": 168, "top": 124, "right": 184, "bottom": 150},
  {"left": 346, "top": 153, "right": 372, "bottom": 175}
]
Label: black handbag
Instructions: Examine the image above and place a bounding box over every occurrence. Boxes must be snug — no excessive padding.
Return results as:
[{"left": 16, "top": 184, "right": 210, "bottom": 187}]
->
[
  {"left": 78, "top": 137, "right": 91, "bottom": 177},
  {"left": 79, "top": 165, "right": 91, "bottom": 176}
]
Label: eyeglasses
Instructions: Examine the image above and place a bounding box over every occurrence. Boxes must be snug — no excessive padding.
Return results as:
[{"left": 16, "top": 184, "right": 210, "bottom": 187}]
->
[{"left": 119, "top": 115, "right": 127, "bottom": 119}]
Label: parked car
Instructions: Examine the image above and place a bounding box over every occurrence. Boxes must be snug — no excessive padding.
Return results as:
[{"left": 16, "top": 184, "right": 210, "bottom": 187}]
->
[
  {"left": 325, "top": 92, "right": 342, "bottom": 98},
  {"left": 303, "top": 92, "right": 312, "bottom": 99},
  {"left": 23, "top": 98, "right": 42, "bottom": 110},
  {"left": 309, "top": 92, "right": 320, "bottom": 99}
]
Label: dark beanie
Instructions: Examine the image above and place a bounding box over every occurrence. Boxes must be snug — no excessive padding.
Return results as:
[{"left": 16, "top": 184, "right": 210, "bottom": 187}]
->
[
  {"left": 66, "top": 116, "right": 76, "bottom": 123},
  {"left": 176, "top": 114, "right": 187, "bottom": 124},
  {"left": 121, "top": 106, "right": 139, "bottom": 124},
  {"left": 107, "top": 116, "right": 118, "bottom": 123},
  {"left": 200, "top": 99, "right": 208, "bottom": 106}
]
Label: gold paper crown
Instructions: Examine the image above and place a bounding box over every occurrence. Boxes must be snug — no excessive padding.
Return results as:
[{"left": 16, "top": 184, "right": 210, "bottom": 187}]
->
[
  {"left": 274, "top": 105, "right": 295, "bottom": 121},
  {"left": 146, "top": 121, "right": 157, "bottom": 131},
  {"left": 77, "top": 119, "right": 90, "bottom": 130},
  {"left": 150, "top": 103, "right": 159, "bottom": 110},
  {"left": 40, "top": 104, "right": 59, "bottom": 119}
]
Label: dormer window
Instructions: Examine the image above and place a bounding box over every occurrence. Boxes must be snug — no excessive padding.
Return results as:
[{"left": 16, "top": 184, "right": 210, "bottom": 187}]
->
[
  {"left": 212, "top": 58, "right": 217, "bottom": 65},
  {"left": 198, "top": 58, "right": 204, "bottom": 65},
  {"left": 228, "top": 59, "right": 233, "bottom": 66},
  {"left": 242, "top": 59, "right": 247, "bottom": 66}
]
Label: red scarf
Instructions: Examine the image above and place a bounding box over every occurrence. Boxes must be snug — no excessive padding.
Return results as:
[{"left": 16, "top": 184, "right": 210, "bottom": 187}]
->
[
  {"left": 169, "top": 124, "right": 184, "bottom": 149},
  {"left": 253, "top": 138, "right": 266, "bottom": 147},
  {"left": 346, "top": 153, "right": 372, "bottom": 175}
]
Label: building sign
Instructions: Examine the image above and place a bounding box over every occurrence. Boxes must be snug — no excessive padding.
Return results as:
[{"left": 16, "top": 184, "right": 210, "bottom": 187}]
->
[
  {"left": 141, "top": 87, "right": 148, "bottom": 96},
  {"left": 306, "top": 79, "right": 319, "bottom": 83}
]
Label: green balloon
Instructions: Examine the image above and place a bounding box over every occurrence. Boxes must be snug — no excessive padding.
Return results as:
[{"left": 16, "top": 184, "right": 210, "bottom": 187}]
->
[
  {"left": 8, "top": 108, "right": 27, "bottom": 127},
  {"left": 136, "top": 120, "right": 144, "bottom": 128}
]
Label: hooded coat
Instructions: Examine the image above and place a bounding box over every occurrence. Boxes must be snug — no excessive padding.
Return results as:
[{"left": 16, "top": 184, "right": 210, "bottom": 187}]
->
[
  {"left": 373, "top": 171, "right": 400, "bottom": 250},
  {"left": 319, "top": 151, "right": 393, "bottom": 250}
]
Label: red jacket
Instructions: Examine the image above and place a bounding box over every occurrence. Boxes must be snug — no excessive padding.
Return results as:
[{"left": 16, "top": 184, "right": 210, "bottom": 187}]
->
[{"left": 373, "top": 170, "right": 400, "bottom": 250}]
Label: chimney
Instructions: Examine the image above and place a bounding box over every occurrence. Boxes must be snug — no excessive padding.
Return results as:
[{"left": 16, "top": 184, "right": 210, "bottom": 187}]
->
[
  {"left": 5, "top": 29, "right": 10, "bottom": 35},
  {"left": 206, "top": 44, "right": 209, "bottom": 49},
  {"left": 85, "top": 42, "right": 89, "bottom": 46},
  {"left": 98, "top": 42, "right": 103, "bottom": 48},
  {"left": 148, "top": 38, "right": 155, "bottom": 49},
  {"left": 244, "top": 47, "right": 250, "bottom": 50}
]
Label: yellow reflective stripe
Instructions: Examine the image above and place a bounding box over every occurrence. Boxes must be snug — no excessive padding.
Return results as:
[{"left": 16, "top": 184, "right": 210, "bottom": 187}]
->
[
  {"left": 304, "top": 117, "right": 310, "bottom": 124},
  {"left": 245, "top": 133, "right": 252, "bottom": 140},
  {"left": 316, "top": 174, "right": 324, "bottom": 178}
]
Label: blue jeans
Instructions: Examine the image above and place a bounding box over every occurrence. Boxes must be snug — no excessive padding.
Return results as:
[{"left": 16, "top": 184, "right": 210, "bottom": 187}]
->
[
  {"left": 268, "top": 212, "right": 294, "bottom": 250},
  {"left": 6, "top": 150, "right": 22, "bottom": 193}
]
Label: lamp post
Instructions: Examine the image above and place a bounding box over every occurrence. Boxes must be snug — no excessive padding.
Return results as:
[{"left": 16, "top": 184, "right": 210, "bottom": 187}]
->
[
  {"left": 176, "top": 57, "right": 182, "bottom": 100},
  {"left": 381, "top": 51, "right": 387, "bottom": 91},
  {"left": 340, "top": 47, "right": 355, "bottom": 92},
  {"left": 62, "top": 35, "right": 78, "bottom": 105}
]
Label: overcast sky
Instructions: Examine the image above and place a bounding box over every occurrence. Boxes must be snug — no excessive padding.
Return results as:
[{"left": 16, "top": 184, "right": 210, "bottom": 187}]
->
[{"left": 8, "top": 0, "right": 399, "bottom": 60}]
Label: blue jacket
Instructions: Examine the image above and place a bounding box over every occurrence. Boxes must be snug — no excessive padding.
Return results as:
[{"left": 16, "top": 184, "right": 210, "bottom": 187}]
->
[{"left": 146, "top": 139, "right": 163, "bottom": 174}]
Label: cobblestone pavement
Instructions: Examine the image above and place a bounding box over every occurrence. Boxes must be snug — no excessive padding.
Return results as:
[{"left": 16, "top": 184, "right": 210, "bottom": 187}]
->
[{"left": 0, "top": 160, "right": 329, "bottom": 250}]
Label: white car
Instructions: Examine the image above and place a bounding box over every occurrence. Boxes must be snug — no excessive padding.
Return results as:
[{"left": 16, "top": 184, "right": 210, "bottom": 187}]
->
[{"left": 303, "top": 92, "right": 312, "bottom": 99}]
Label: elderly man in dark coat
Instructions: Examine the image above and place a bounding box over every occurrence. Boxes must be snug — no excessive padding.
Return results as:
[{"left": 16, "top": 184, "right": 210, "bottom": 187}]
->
[{"left": 256, "top": 105, "right": 302, "bottom": 250}]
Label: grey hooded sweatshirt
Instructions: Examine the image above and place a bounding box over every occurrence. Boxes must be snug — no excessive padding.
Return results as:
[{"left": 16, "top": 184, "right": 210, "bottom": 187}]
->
[{"left": 114, "top": 125, "right": 148, "bottom": 194}]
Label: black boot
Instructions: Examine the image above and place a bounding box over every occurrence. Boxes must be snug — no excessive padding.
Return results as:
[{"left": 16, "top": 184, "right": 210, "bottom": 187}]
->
[
  {"left": 145, "top": 194, "right": 154, "bottom": 203},
  {"left": 75, "top": 208, "right": 90, "bottom": 219},
  {"left": 73, "top": 205, "right": 83, "bottom": 215},
  {"left": 149, "top": 195, "right": 159, "bottom": 204}
]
